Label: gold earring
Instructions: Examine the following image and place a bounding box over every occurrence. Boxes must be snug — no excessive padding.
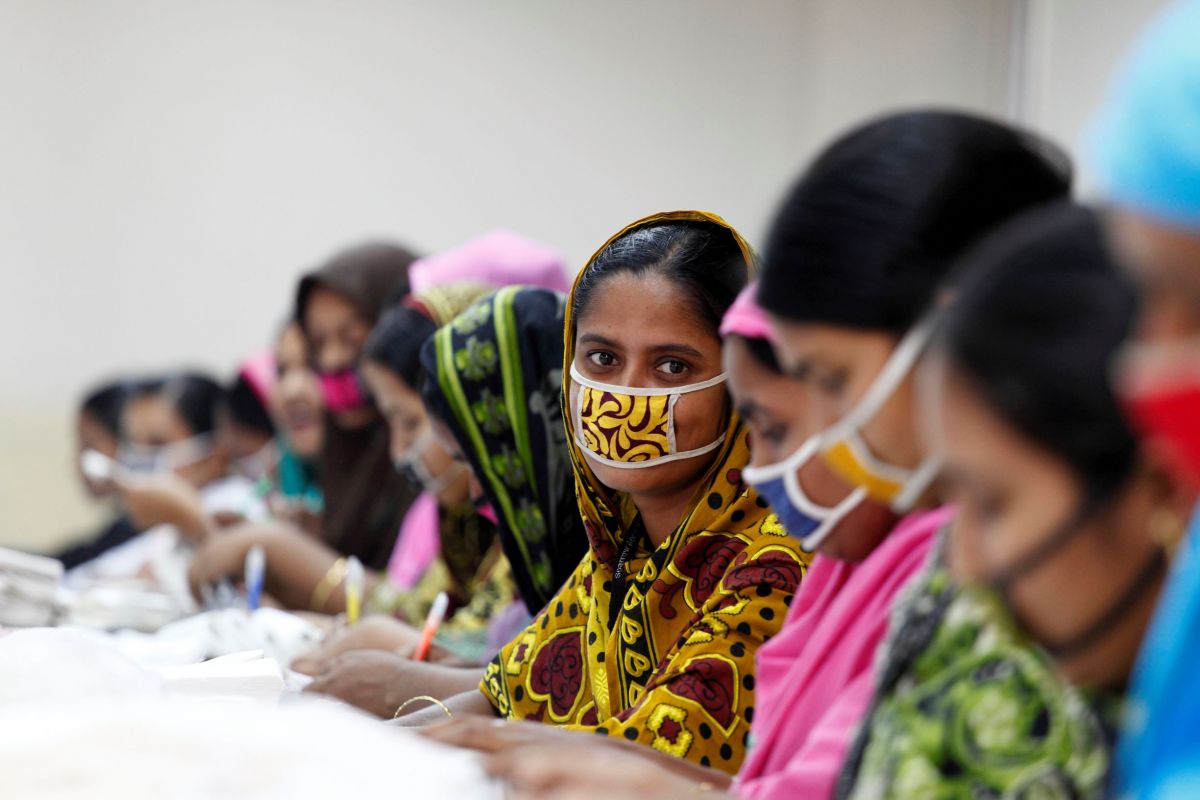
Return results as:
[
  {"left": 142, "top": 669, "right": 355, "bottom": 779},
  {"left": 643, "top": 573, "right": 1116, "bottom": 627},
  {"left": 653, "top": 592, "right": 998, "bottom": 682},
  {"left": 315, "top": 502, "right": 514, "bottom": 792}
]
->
[{"left": 1149, "top": 506, "right": 1185, "bottom": 558}]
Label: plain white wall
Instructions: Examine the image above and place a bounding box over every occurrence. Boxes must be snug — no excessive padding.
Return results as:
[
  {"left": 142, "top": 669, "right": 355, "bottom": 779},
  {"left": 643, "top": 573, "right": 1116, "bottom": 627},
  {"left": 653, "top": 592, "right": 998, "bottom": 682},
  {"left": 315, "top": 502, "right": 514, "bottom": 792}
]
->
[{"left": 0, "top": 0, "right": 1166, "bottom": 551}]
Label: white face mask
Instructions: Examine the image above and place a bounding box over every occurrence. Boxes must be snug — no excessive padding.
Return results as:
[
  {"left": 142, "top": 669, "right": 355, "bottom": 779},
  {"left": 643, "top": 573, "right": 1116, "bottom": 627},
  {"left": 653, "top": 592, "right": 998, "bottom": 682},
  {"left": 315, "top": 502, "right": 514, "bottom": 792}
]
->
[
  {"left": 743, "top": 319, "right": 941, "bottom": 548},
  {"left": 569, "top": 362, "right": 728, "bottom": 470},
  {"left": 393, "top": 427, "right": 463, "bottom": 495},
  {"left": 118, "top": 433, "right": 215, "bottom": 475}
]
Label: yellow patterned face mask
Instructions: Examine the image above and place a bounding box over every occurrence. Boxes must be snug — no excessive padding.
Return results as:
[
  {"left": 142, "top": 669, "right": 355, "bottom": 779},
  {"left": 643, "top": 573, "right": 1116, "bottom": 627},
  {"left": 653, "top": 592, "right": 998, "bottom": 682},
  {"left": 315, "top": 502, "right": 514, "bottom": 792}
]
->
[{"left": 569, "top": 363, "right": 728, "bottom": 470}]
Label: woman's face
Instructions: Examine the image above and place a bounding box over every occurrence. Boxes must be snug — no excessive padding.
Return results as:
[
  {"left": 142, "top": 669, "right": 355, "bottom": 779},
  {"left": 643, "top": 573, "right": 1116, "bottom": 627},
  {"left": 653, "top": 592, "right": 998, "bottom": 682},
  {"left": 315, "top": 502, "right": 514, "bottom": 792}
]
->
[
  {"left": 725, "top": 335, "right": 897, "bottom": 561},
  {"left": 303, "top": 286, "right": 375, "bottom": 429},
  {"left": 121, "top": 394, "right": 227, "bottom": 489},
  {"left": 763, "top": 319, "right": 915, "bottom": 560},
  {"left": 361, "top": 361, "right": 469, "bottom": 507},
  {"left": 929, "top": 359, "right": 1172, "bottom": 689},
  {"left": 431, "top": 416, "right": 487, "bottom": 506},
  {"left": 274, "top": 323, "right": 325, "bottom": 458},
  {"left": 77, "top": 409, "right": 119, "bottom": 499},
  {"left": 570, "top": 272, "right": 729, "bottom": 498}
]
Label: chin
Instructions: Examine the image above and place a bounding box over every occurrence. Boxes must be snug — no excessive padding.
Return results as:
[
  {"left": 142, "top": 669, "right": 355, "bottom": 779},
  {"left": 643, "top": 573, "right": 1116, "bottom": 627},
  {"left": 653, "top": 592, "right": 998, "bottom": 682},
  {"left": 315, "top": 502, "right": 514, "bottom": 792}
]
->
[
  {"left": 586, "top": 455, "right": 714, "bottom": 497},
  {"left": 331, "top": 408, "right": 375, "bottom": 430}
]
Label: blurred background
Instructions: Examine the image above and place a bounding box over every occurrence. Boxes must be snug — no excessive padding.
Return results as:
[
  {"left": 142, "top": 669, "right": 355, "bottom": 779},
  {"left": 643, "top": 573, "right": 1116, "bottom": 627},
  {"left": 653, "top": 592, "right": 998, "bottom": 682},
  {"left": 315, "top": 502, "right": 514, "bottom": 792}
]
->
[{"left": 0, "top": 0, "right": 1170, "bottom": 553}]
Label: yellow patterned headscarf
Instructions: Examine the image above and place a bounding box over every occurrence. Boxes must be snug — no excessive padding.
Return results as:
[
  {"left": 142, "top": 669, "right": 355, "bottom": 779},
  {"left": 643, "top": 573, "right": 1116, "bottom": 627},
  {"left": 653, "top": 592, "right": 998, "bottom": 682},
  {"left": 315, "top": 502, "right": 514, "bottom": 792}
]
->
[{"left": 481, "top": 211, "right": 809, "bottom": 774}]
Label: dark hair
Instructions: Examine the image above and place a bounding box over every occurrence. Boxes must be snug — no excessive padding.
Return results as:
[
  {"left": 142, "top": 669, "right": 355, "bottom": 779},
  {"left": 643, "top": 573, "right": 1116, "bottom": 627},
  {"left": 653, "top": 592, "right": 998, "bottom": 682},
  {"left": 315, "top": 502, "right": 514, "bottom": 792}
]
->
[
  {"left": 732, "top": 334, "right": 781, "bottom": 373},
  {"left": 137, "top": 372, "right": 225, "bottom": 437},
  {"left": 80, "top": 380, "right": 140, "bottom": 438},
  {"left": 572, "top": 221, "right": 748, "bottom": 334},
  {"left": 363, "top": 305, "right": 439, "bottom": 390},
  {"left": 224, "top": 374, "right": 275, "bottom": 437},
  {"left": 936, "top": 203, "right": 1139, "bottom": 496},
  {"left": 758, "top": 110, "right": 1072, "bottom": 332}
]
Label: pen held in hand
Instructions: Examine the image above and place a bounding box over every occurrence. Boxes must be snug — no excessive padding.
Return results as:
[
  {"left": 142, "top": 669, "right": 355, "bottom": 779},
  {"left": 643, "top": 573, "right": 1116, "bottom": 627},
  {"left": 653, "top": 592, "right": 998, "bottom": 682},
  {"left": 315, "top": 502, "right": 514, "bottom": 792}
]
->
[
  {"left": 344, "top": 556, "right": 364, "bottom": 626},
  {"left": 413, "top": 591, "right": 449, "bottom": 662},
  {"left": 244, "top": 544, "right": 266, "bottom": 612}
]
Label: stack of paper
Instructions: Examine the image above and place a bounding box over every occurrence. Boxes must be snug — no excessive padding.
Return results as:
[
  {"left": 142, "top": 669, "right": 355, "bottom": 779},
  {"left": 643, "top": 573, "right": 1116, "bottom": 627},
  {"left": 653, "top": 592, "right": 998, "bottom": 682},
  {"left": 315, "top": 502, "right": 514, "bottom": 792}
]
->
[
  {"left": 0, "top": 547, "right": 63, "bottom": 627},
  {"left": 148, "top": 649, "right": 286, "bottom": 703}
]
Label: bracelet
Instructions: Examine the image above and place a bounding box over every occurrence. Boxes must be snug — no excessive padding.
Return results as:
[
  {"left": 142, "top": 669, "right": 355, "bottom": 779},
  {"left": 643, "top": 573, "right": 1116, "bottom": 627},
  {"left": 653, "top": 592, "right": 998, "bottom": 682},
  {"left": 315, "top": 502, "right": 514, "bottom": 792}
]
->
[
  {"left": 309, "top": 557, "right": 347, "bottom": 612},
  {"left": 393, "top": 695, "right": 454, "bottom": 719}
]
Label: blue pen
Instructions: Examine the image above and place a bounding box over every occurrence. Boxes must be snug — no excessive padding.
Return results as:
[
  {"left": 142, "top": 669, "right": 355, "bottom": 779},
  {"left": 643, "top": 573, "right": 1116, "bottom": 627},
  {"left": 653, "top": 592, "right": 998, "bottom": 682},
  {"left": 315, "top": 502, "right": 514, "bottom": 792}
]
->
[{"left": 245, "top": 544, "right": 266, "bottom": 612}]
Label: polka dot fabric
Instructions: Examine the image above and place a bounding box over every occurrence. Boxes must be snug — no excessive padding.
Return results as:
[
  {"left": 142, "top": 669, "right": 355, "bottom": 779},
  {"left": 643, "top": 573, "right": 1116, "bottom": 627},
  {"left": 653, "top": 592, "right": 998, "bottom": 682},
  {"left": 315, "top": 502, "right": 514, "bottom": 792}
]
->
[{"left": 481, "top": 423, "right": 808, "bottom": 773}]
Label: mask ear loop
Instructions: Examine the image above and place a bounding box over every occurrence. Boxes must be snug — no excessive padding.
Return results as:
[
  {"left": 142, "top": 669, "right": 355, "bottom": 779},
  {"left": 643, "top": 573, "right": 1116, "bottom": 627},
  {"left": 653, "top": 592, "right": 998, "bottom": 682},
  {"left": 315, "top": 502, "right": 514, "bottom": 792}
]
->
[
  {"left": 818, "top": 317, "right": 939, "bottom": 511},
  {"left": 743, "top": 435, "right": 869, "bottom": 549}
]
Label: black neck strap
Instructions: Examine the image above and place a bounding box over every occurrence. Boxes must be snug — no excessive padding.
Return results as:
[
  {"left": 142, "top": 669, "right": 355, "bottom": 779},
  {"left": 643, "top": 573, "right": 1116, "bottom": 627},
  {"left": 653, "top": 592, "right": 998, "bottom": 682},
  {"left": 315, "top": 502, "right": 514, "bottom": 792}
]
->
[{"left": 608, "top": 518, "right": 646, "bottom": 626}]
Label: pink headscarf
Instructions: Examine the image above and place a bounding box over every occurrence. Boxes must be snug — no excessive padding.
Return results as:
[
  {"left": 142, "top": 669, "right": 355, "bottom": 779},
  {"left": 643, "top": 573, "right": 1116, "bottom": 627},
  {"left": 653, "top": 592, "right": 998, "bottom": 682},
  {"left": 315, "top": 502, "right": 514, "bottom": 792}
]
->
[
  {"left": 409, "top": 230, "right": 570, "bottom": 294},
  {"left": 720, "top": 281, "right": 777, "bottom": 343},
  {"left": 238, "top": 350, "right": 277, "bottom": 408}
]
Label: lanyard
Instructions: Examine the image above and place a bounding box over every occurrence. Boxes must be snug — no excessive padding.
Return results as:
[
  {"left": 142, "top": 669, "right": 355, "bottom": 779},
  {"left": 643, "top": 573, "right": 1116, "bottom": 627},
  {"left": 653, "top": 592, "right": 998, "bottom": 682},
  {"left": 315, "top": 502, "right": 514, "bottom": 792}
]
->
[{"left": 608, "top": 518, "right": 646, "bottom": 626}]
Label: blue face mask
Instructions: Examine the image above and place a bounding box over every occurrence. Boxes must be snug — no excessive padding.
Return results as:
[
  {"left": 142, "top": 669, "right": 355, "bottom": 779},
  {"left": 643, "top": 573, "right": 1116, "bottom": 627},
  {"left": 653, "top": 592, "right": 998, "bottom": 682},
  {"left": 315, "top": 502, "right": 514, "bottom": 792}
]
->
[{"left": 744, "top": 436, "right": 867, "bottom": 551}]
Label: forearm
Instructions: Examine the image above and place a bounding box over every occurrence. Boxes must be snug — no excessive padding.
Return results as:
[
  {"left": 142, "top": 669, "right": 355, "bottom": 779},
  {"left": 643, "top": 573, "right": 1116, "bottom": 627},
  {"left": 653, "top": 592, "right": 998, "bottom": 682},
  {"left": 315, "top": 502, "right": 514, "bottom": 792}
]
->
[
  {"left": 257, "top": 528, "right": 350, "bottom": 612},
  {"left": 609, "top": 738, "right": 734, "bottom": 790},
  {"left": 394, "top": 688, "right": 497, "bottom": 727}
]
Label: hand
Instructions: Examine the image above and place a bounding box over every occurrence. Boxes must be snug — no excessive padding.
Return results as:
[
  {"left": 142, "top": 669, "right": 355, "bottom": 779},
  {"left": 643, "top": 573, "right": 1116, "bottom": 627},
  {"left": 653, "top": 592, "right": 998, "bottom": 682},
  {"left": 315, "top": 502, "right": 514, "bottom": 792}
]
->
[
  {"left": 303, "top": 650, "right": 416, "bottom": 719},
  {"left": 419, "top": 716, "right": 583, "bottom": 754},
  {"left": 292, "top": 615, "right": 422, "bottom": 675},
  {"left": 187, "top": 529, "right": 258, "bottom": 599},
  {"left": 485, "top": 743, "right": 724, "bottom": 800},
  {"left": 118, "top": 473, "right": 208, "bottom": 541}
]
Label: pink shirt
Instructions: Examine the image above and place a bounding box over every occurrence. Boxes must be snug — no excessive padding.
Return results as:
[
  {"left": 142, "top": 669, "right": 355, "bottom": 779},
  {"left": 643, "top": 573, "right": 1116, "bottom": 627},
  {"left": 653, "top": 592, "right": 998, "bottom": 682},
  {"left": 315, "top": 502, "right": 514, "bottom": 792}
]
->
[{"left": 734, "top": 506, "right": 954, "bottom": 800}]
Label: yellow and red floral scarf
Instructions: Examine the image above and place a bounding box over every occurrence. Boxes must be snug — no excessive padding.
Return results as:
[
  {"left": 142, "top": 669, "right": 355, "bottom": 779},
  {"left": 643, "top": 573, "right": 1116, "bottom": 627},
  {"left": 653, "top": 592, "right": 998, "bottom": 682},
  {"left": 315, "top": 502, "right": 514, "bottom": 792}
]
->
[{"left": 481, "top": 211, "right": 809, "bottom": 774}]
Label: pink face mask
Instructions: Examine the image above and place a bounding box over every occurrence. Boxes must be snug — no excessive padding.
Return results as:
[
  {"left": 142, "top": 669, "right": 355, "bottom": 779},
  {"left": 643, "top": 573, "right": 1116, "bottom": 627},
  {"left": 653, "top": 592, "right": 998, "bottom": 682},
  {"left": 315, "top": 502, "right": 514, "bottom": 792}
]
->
[{"left": 318, "top": 369, "right": 368, "bottom": 414}]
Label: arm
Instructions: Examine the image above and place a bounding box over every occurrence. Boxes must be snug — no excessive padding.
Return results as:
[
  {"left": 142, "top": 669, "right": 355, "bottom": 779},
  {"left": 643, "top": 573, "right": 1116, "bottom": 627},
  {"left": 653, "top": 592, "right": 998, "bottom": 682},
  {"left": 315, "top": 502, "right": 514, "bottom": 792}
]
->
[
  {"left": 304, "top": 650, "right": 485, "bottom": 719},
  {"left": 187, "top": 521, "right": 381, "bottom": 612},
  {"left": 393, "top": 688, "right": 499, "bottom": 727}
]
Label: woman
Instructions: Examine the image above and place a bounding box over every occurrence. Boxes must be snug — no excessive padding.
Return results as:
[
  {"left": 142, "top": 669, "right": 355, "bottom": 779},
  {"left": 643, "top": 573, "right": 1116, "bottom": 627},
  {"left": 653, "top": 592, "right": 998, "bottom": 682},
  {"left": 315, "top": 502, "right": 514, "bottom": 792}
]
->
[
  {"left": 475, "top": 112, "right": 1084, "bottom": 799},
  {"left": 913, "top": 203, "right": 1191, "bottom": 797},
  {"left": 56, "top": 379, "right": 144, "bottom": 568},
  {"left": 415, "top": 212, "right": 808, "bottom": 775},
  {"left": 267, "top": 322, "right": 324, "bottom": 528},
  {"left": 295, "top": 241, "right": 422, "bottom": 570},
  {"left": 752, "top": 111, "right": 1107, "bottom": 800},
  {"left": 188, "top": 285, "right": 495, "bottom": 629},
  {"left": 1088, "top": 5, "right": 1200, "bottom": 793},
  {"left": 300, "top": 286, "right": 589, "bottom": 716},
  {"left": 68, "top": 372, "right": 248, "bottom": 598}
]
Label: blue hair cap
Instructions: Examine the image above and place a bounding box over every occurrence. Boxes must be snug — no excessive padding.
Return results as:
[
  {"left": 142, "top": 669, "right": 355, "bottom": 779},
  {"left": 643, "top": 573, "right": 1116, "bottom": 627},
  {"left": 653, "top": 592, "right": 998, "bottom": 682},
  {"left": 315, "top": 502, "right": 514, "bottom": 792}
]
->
[{"left": 1088, "top": 0, "right": 1200, "bottom": 231}]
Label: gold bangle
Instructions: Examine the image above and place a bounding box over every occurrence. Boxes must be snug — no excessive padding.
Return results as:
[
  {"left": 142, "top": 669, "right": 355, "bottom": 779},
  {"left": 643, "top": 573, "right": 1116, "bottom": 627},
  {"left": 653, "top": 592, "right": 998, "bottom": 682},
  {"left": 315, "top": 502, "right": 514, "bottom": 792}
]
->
[
  {"left": 393, "top": 695, "right": 453, "bottom": 719},
  {"left": 310, "top": 557, "right": 347, "bottom": 612}
]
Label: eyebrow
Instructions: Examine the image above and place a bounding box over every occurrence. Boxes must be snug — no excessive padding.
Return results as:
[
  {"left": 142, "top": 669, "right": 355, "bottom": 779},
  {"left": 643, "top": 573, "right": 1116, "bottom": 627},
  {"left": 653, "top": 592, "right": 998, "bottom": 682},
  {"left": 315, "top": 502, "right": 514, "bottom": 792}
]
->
[{"left": 577, "top": 333, "right": 706, "bottom": 359}]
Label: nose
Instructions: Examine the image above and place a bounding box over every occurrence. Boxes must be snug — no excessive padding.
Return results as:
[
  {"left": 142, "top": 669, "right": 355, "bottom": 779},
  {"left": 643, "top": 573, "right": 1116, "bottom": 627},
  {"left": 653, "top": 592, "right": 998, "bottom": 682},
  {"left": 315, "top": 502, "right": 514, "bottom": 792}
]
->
[
  {"left": 318, "top": 340, "right": 356, "bottom": 374},
  {"left": 468, "top": 473, "right": 485, "bottom": 503}
]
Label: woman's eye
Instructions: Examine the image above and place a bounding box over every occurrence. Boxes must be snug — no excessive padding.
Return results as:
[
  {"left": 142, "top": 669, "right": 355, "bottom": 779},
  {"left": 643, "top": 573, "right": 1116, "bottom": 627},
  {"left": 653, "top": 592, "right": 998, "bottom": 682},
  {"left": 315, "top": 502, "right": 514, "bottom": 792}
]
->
[
  {"left": 657, "top": 360, "right": 688, "bottom": 376},
  {"left": 587, "top": 351, "right": 616, "bottom": 368},
  {"left": 760, "top": 423, "right": 787, "bottom": 444},
  {"left": 817, "top": 372, "right": 847, "bottom": 396}
]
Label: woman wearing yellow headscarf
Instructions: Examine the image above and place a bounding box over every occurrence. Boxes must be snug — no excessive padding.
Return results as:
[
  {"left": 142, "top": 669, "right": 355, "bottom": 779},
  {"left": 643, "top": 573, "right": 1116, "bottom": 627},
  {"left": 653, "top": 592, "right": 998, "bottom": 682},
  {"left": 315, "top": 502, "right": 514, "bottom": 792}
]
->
[{"left": 421, "top": 212, "right": 807, "bottom": 774}]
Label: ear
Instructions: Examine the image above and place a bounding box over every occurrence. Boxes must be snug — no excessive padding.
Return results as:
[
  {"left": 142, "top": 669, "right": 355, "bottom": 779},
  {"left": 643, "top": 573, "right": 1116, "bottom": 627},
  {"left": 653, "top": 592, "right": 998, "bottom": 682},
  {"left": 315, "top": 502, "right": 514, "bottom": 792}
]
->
[{"left": 1141, "top": 452, "right": 1198, "bottom": 553}]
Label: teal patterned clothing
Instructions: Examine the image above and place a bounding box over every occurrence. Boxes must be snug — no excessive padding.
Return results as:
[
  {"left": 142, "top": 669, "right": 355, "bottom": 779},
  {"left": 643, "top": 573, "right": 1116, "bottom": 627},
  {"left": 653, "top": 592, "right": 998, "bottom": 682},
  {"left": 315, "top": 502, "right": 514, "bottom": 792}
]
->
[{"left": 836, "top": 535, "right": 1112, "bottom": 799}]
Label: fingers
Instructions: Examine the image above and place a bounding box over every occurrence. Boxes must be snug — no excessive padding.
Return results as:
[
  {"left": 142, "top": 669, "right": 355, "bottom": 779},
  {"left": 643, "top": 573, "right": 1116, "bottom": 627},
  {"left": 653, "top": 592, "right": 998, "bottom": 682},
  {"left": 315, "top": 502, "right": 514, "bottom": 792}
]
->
[
  {"left": 487, "top": 747, "right": 612, "bottom": 800},
  {"left": 419, "top": 715, "right": 513, "bottom": 752}
]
